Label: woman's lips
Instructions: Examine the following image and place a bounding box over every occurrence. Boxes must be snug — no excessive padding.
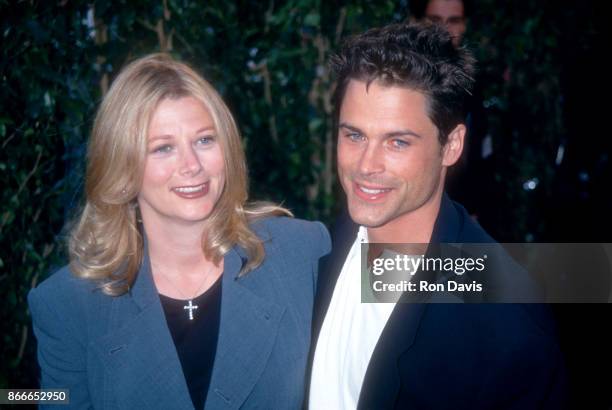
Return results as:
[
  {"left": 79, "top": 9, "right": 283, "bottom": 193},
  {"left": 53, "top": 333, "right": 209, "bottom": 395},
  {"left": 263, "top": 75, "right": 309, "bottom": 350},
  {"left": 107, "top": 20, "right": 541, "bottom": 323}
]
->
[{"left": 172, "top": 182, "right": 209, "bottom": 199}]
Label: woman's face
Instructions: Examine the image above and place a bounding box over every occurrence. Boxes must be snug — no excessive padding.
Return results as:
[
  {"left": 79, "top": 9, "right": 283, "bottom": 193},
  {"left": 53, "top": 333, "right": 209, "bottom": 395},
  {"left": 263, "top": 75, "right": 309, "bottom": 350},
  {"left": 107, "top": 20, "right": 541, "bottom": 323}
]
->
[{"left": 138, "top": 96, "right": 226, "bottom": 230}]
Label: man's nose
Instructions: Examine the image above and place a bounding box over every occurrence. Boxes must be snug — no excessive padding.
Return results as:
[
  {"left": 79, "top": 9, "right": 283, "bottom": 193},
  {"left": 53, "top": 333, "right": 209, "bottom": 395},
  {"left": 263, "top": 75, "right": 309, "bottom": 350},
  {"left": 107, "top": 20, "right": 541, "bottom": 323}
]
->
[
  {"left": 179, "top": 146, "right": 203, "bottom": 176},
  {"left": 358, "top": 142, "right": 385, "bottom": 175}
]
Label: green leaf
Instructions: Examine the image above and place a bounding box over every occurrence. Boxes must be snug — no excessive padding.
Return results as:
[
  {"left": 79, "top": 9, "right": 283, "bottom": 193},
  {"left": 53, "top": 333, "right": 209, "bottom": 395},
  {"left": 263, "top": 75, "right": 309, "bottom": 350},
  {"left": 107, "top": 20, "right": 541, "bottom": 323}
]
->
[{"left": 303, "top": 12, "right": 320, "bottom": 27}]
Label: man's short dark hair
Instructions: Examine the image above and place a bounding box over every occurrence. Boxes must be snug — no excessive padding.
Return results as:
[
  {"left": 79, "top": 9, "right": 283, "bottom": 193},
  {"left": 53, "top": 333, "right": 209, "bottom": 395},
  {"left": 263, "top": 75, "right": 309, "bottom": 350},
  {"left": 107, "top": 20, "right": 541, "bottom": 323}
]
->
[{"left": 331, "top": 22, "right": 475, "bottom": 145}]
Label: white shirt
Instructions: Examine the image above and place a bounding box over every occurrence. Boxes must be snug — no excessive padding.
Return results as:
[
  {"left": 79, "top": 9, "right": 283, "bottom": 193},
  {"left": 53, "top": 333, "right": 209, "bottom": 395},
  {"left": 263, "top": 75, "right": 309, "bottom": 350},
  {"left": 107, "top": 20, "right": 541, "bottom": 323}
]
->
[{"left": 309, "top": 227, "right": 398, "bottom": 410}]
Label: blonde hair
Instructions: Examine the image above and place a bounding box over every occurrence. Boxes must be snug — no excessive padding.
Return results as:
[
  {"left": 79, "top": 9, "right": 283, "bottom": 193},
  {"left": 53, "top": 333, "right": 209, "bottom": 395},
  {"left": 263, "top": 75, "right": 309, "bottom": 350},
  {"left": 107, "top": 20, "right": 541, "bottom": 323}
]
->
[{"left": 69, "top": 53, "right": 291, "bottom": 296}]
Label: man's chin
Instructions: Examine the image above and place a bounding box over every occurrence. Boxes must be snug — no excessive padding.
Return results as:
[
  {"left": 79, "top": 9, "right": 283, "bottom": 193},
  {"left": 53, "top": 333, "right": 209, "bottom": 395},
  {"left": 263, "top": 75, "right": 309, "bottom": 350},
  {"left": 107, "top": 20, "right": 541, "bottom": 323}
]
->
[{"left": 347, "top": 206, "right": 390, "bottom": 229}]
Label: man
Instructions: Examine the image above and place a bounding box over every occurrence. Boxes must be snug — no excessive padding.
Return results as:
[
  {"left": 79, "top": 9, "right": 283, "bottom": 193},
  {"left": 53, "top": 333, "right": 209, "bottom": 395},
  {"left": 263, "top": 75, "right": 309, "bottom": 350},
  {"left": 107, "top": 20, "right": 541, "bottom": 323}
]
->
[
  {"left": 413, "top": 0, "right": 500, "bottom": 232},
  {"left": 307, "top": 23, "right": 566, "bottom": 409},
  {"left": 414, "top": 0, "right": 467, "bottom": 46}
]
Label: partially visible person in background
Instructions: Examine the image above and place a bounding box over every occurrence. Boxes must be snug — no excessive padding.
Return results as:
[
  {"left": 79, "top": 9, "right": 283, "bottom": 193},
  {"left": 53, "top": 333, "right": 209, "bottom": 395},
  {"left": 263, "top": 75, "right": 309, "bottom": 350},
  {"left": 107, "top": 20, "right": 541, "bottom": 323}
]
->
[
  {"left": 412, "top": 0, "right": 500, "bottom": 234},
  {"left": 28, "top": 53, "right": 330, "bottom": 409},
  {"left": 420, "top": 0, "right": 467, "bottom": 46}
]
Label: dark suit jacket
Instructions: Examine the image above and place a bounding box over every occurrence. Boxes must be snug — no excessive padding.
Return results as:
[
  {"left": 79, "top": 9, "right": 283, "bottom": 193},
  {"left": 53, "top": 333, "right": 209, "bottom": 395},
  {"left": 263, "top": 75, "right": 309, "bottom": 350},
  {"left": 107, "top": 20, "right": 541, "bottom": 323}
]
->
[
  {"left": 307, "top": 196, "right": 567, "bottom": 409},
  {"left": 29, "top": 217, "right": 330, "bottom": 410}
]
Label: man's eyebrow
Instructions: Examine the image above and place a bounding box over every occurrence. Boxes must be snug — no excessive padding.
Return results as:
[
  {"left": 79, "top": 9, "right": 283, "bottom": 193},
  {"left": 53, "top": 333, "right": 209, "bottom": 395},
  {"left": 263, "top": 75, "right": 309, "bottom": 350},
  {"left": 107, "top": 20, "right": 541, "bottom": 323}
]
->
[
  {"left": 339, "top": 123, "right": 422, "bottom": 139},
  {"left": 339, "top": 123, "right": 363, "bottom": 134},
  {"left": 384, "top": 129, "right": 422, "bottom": 139}
]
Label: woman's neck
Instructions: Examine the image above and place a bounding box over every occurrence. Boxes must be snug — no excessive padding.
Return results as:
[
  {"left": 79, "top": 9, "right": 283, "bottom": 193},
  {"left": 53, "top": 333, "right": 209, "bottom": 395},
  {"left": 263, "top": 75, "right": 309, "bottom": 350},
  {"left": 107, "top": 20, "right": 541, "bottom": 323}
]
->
[
  {"left": 142, "top": 219, "right": 223, "bottom": 299},
  {"left": 142, "top": 218, "right": 213, "bottom": 277}
]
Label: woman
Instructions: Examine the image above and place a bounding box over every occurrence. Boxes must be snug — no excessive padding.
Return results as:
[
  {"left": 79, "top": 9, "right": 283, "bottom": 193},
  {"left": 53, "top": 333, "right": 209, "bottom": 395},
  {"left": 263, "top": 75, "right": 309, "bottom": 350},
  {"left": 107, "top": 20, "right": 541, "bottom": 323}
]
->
[{"left": 28, "top": 53, "right": 330, "bottom": 409}]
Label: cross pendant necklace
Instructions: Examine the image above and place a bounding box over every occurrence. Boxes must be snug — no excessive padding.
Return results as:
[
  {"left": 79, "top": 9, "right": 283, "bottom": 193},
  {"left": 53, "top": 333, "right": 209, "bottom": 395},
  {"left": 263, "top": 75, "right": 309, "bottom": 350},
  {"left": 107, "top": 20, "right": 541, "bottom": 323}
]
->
[
  {"left": 184, "top": 300, "right": 198, "bottom": 320},
  {"left": 157, "top": 263, "right": 216, "bottom": 321}
]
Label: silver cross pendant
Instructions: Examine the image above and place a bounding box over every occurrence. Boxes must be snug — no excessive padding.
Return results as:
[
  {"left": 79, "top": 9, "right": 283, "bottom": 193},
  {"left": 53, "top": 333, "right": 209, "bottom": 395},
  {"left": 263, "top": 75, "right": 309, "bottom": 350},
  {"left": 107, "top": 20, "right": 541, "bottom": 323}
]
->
[{"left": 184, "top": 300, "right": 198, "bottom": 320}]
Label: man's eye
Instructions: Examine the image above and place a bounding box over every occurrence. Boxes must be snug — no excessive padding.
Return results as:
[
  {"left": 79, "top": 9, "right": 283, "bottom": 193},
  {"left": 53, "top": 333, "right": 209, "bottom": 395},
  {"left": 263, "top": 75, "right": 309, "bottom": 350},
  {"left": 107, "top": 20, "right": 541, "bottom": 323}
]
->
[
  {"left": 152, "top": 144, "right": 173, "bottom": 154},
  {"left": 390, "top": 139, "right": 410, "bottom": 149},
  {"left": 346, "top": 133, "right": 364, "bottom": 142},
  {"left": 448, "top": 17, "right": 464, "bottom": 24}
]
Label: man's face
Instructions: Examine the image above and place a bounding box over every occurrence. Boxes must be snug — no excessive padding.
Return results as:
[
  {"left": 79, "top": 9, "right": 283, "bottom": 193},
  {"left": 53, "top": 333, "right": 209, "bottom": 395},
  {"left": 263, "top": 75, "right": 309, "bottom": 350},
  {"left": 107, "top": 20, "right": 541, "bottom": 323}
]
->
[
  {"left": 337, "top": 80, "right": 459, "bottom": 229},
  {"left": 425, "top": 0, "right": 466, "bottom": 47}
]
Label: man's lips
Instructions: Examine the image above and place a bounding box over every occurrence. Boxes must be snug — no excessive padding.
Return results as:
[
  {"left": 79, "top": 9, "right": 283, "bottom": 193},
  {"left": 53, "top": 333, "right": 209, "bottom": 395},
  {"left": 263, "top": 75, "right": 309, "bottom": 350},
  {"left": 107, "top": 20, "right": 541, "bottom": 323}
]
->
[
  {"left": 352, "top": 181, "right": 393, "bottom": 202},
  {"left": 171, "top": 182, "right": 209, "bottom": 199}
]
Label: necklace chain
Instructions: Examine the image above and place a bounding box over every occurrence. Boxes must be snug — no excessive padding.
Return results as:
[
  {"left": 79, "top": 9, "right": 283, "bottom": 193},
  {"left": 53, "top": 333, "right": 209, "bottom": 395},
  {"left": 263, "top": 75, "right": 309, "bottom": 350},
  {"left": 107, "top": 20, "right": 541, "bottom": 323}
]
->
[{"left": 155, "top": 262, "right": 217, "bottom": 321}]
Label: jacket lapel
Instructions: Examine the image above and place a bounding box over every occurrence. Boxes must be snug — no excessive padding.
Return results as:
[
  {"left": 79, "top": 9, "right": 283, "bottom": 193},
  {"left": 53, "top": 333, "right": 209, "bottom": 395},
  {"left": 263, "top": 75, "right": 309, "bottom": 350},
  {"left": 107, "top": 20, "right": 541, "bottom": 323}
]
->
[
  {"left": 357, "top": 303, "right": 427, "bottom": 409},
  {"left": 91, "top": 248, "right": 194, "bottom": 410},
  {"left": 430, "top": 193, "right": 463, "bottom": 244},
  {"left": 205, "top": 247, "right": 285, "bottom": 409},
  {"left": 304, "top": 211, "right": 358, "bottom": 406},
  {"left": 311, "top": 211, "right": 358, "bottom": 353}
]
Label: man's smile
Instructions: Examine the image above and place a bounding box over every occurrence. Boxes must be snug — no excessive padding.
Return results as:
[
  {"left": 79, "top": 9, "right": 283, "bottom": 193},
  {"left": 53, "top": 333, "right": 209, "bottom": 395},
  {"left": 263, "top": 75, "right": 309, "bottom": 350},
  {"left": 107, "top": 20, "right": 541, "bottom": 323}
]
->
[{"left": 353, "top": 181, "right": 393, "bottom": 202}]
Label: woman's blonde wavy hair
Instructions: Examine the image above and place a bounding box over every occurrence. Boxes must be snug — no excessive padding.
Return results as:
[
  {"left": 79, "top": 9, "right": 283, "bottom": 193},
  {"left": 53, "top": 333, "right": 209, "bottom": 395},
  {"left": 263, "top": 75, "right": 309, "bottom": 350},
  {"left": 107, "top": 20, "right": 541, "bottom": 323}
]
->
[{"left": 69, "top": 53, "right": 291, "bottom": 296}]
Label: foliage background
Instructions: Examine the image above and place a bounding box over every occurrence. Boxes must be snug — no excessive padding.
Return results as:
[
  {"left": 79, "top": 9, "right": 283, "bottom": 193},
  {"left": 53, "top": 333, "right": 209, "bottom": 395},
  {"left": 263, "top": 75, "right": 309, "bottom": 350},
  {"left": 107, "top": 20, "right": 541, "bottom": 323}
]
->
[{"left": 1, "top": 0, "right": 609, "bottom": 403}]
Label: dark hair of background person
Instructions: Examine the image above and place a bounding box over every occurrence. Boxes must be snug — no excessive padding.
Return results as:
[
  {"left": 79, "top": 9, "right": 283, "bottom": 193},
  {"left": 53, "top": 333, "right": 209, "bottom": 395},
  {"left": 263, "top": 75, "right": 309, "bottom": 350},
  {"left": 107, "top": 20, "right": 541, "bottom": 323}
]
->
[{"left": 329, "top": 22, "right": 475, "bottom": 146}]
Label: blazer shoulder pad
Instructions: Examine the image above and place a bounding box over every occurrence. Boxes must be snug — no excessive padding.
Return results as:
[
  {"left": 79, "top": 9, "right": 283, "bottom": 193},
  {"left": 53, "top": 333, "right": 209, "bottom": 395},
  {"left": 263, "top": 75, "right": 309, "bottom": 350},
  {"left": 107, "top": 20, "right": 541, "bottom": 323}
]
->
[
  {"left": 29, "top": 264, "right": 100, "bottom": 317},
  {"left": 252, "top": 216, "right": 331, "bottom": 259}
]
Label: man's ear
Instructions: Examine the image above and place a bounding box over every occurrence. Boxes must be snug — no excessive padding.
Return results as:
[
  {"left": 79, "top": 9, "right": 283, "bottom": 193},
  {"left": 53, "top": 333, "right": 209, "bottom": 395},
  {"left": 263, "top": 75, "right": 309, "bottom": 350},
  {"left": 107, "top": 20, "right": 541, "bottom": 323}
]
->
[{"left": 442, "top": 123, "right": 466, "bottom": 167}]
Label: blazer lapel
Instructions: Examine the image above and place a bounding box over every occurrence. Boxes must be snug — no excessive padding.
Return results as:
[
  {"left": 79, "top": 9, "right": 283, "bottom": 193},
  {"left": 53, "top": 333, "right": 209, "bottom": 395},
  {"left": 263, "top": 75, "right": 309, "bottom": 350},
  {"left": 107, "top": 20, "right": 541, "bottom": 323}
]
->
[
  {"left": 357, "top": 303, "right": 427, "bottom": 409},
  {"left": 205, "top": 247, "right": 285, "bottom": 409},
  {"left": 430, "top": 193, "right": 463, "bottom": 244},
  {"left": 311, "top": 212, "right": 358, "bottom": 350},
  {"left": 304, "top": 212, "right": 358, "bottom": 406},
  {"left": 91, "top": 249, "right": 193, "bottom": 410}
]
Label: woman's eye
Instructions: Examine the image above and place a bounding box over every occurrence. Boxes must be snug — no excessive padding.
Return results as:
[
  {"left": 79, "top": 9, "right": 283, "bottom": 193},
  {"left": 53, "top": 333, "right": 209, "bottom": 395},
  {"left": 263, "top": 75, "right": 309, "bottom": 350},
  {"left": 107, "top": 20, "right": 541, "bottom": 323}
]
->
[
  {"left": 196, "top": 136, "right": 214, "bottom": 145},
  {"left": 152, "top": 144, "right": 173, "bottom": 154}
]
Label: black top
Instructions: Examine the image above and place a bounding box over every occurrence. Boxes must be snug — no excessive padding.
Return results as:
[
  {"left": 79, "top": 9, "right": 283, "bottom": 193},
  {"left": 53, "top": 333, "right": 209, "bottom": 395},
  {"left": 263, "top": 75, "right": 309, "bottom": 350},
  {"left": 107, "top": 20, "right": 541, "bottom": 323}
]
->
[{"left": 159, "top": 276, "right": 222, "bottom": 410}]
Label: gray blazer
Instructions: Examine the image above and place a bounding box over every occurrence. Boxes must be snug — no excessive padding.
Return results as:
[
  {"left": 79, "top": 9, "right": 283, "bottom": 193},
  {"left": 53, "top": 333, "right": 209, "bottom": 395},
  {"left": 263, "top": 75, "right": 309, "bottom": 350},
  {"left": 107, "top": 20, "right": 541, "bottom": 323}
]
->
[{"left": 29, "top": 217, "right": 330, "bottom": 409}]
